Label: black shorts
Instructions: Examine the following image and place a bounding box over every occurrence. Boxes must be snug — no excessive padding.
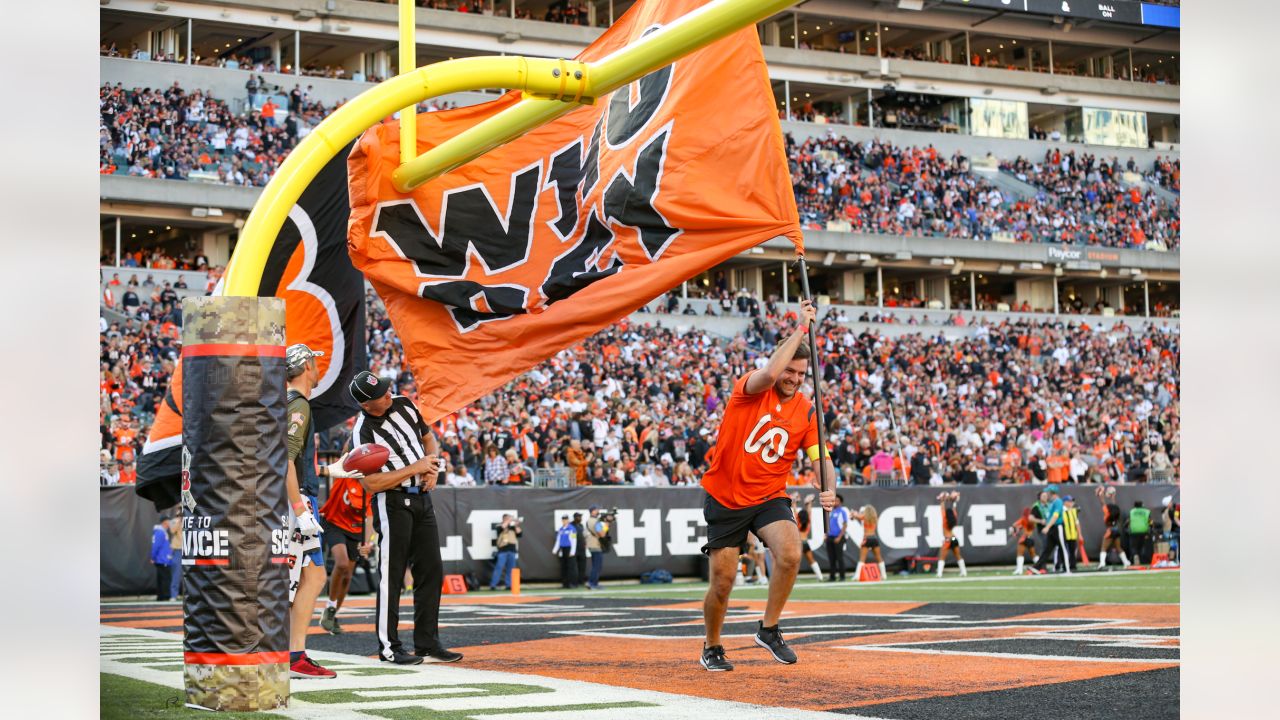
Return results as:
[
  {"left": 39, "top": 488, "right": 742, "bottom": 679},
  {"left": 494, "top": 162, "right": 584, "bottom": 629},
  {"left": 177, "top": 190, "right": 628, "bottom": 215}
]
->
[
  {"left": 323, "top": 521, "right": 362, "bottom": 559},
  {"left": 701, "top": 494, "right": 795, "bottom": 555},
  {"left": 1018, "top": 536, "right": 1036, "bottom": 548},
  {"left": 945, "top": 536, "right": 961, "bottom": 549},
  {"left": 862, "top": 535, "right": 881, "bottom": 549},
  {"left": 1104, "top": 525, "right": 1120, "bottom": 540}
]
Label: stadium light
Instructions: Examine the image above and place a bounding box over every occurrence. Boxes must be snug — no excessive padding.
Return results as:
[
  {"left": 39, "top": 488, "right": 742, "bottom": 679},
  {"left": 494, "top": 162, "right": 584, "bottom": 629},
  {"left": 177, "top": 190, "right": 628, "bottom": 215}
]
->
[
  {"left": 897, "top": 0, "right": 924, "bottom": 10},
  {"left": 154, "top": 2, "right": 169, "bottom": 11}
]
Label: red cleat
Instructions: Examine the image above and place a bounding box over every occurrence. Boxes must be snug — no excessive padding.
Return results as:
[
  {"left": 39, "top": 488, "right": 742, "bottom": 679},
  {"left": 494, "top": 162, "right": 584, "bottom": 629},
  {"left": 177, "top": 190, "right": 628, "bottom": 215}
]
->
[{"left": 290, "top": 654, "right": 337, "bottom": 679}]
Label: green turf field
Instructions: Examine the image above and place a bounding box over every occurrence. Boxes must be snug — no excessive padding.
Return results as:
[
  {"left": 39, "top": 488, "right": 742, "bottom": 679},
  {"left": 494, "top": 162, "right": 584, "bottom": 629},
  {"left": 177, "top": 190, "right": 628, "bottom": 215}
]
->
[
  {"left": 101, "top": 673, "right": 277, "bottom": 720},
  {"left": 521, "top": 568, "right": 1180, "bottom": 604}
]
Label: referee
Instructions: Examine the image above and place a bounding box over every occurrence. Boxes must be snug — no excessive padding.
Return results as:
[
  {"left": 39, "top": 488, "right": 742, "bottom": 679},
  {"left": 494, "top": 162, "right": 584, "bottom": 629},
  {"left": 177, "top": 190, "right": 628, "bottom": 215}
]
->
[{"left": 350, "top": 371, "right": 462, "bottom": 665}]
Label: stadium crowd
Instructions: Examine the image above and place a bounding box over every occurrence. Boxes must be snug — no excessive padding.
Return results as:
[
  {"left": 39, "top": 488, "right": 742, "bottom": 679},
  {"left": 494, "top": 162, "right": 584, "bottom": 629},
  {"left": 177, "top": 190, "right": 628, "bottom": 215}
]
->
[
  {"left": 99, "top": 81, "right": 337, "bottom": 186},
  {"left": 101, "top": 274, "right": 1180, "bottom": 490},
  {"left": 1001, "top": 149, "right": 1179, "bottom": 249},
  {"left": 787, "top": 133, "right": 1180, "bottom": 250},
  {"left": 1148, "top": 156, "right": 1180, "bottom": 193},
  {"left": 99, "top": 300, "right": 183, "bottom": 488},
  {"left": 99, "top": 79, "right": 1180, "bottom": 250}
]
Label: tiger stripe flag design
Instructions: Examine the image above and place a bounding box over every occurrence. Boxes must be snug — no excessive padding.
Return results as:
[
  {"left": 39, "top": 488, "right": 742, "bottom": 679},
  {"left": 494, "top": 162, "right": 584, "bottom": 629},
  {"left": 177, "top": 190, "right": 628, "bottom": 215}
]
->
[
  {"left": 136, "top": 143, "right": 367, "bottom": 511},
  {"left": 346, "top": 0, "right": 802, "bottom": 422}
]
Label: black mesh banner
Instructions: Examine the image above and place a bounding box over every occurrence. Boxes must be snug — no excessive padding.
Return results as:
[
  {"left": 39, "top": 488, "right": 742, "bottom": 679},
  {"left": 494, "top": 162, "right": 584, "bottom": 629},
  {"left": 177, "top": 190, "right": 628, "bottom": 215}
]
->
[
  {"left": 428, "top": 484, "right": 1177, "bottom": 582},
  {"left": 104, "top": 483, "right": 1178, "bottom": 589},
  {"left": 180, "top": 296, "right": 289, "bottom": 711}
]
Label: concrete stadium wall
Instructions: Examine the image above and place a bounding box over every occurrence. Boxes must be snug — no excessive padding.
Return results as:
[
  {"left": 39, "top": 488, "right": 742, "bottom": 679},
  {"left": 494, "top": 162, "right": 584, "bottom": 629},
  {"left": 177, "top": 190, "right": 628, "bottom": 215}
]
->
[
  {"left": 757, "top": 234, "right": 1180, "bottom": 273},
  {"left": 634, "top": 298, "right": 1178, "bottom": 340},
  {"left": 98, "top": 175, "right": 1180, "bottom": 273},
  {"left": 101, "top": 56, "right": 498, "bottom": 111}
]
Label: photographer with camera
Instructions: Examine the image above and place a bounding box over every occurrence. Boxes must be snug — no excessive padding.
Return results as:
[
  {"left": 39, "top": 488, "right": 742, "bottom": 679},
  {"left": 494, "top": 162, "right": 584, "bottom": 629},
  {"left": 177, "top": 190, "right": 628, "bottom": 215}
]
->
[
  {"left": 585, "top": 506, "right": 614, "bottom": 590},
  {"left": 488, "top": 514, "right": 522, "bottom": 591}
]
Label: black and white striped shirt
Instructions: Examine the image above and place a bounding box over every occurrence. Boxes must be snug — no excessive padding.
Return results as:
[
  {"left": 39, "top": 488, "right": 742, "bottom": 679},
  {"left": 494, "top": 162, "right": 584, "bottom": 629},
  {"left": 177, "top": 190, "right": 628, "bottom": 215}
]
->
[{"left": 352, "top": 395, "right": 432, "bottom": 490}]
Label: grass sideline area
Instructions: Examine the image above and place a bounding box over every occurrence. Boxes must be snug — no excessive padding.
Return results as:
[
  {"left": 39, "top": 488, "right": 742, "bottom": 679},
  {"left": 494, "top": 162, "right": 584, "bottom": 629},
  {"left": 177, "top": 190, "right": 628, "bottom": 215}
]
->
[
  {"left": 101, "top": 673, "right": 277, "bottom": 720},
  {"left": 517, "top": 567, "right": 1181, "bottom": 604}
]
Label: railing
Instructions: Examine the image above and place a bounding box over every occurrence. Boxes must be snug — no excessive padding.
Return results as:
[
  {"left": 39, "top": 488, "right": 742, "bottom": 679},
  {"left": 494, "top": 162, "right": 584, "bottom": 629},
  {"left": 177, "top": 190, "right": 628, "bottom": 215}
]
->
[{"left": 532, "top": 467, "right": 573, "bottom": 489}]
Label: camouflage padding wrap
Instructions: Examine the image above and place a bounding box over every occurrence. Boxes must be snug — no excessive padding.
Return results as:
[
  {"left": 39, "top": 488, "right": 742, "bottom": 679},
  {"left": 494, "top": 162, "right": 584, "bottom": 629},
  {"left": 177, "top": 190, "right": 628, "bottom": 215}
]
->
[
  {"left": 183, "top": 295, "right": 287, "bottom": 347},
  {"left": 185, "top": 662, "right": 289, "bottom": 712},
  {"left": 181, "top": 296, "right": 291, "bottom": 711}
]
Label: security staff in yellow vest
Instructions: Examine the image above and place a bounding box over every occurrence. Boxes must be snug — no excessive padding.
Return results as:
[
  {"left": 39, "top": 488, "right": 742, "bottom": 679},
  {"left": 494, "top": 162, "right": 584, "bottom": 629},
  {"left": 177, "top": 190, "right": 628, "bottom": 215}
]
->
[{"left": 1060, "top": 496, "right": 1081, "bottom": 573}]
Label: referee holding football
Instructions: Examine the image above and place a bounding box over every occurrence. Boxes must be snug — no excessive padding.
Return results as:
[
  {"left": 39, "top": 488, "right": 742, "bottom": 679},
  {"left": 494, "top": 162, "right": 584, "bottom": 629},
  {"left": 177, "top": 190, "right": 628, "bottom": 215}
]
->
[{"left": 350, "top": 370, "right": 462, "bottom": 665}]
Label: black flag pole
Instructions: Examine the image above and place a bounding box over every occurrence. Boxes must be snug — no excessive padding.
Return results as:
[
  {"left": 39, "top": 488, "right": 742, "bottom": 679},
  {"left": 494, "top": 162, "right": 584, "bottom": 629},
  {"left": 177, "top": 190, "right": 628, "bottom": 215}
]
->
[{"left": 794, "top": 255, "right": 831, "bottom": 533}]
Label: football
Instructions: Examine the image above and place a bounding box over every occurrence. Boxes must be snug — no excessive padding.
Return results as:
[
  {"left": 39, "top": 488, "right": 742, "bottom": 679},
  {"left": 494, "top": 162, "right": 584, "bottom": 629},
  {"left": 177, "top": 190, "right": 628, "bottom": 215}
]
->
[{"left": 343, "top": 443, "right": 390, "bottom": 475}]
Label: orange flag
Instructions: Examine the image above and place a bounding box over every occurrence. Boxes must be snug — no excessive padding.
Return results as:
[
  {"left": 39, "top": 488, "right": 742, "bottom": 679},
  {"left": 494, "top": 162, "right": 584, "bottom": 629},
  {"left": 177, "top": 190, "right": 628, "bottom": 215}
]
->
[{"left": 347, "top": 0, "right": 801, "bottom": 422}]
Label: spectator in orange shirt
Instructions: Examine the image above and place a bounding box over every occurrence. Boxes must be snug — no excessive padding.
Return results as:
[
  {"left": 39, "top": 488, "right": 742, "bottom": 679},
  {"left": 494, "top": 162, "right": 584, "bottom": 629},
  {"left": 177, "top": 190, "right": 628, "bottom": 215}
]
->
[
  {"left": 565, "top": 439, "right": 588, "bottom": 486},
  {"left": 1046, "top": 452, "right": 1069, "bottom": 485}
]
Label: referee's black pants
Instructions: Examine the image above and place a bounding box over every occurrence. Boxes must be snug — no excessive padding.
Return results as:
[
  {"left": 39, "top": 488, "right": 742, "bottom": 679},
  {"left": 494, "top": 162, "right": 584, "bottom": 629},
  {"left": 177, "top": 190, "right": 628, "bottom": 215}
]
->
[
  {"left": 372, "top": 490, "right": 444, "bottom": 660},
  {"left": 825, "top": 537, "right": 846, "bottom": 580},
  {"left": 154, "top": 562, "right": 172, "bottom": 601},
  {"left": 574, "top": 550, "right": 588, "bottom": 588},
  {"left": 558, "top": 547, "right": 576, "bottom": 588},
  {"left": 1034, "top": 526, "right": 1067, "bottom": 573}
]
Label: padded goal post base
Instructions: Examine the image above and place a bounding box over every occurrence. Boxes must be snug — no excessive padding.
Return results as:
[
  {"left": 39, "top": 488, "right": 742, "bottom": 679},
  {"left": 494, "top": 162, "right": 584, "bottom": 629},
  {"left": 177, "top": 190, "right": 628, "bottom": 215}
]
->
[{"left": 181, "top": 296, "right": 290, "bottom": 712}]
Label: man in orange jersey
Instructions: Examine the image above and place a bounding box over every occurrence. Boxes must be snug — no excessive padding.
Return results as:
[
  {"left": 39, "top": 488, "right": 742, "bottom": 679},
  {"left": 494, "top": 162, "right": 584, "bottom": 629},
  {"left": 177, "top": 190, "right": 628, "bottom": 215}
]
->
[
  {"left": 318, "top": 459, "right": 373, "bottom": 635},
  {"left": 699, "top": 299, "right": 838, "bottom": 672}
]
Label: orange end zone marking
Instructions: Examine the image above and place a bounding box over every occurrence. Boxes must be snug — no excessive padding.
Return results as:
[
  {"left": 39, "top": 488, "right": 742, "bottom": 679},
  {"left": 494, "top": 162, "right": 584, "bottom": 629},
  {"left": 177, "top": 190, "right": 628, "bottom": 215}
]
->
[{"left": 456, "top": 634, "right": 1176, "bottom": 711}]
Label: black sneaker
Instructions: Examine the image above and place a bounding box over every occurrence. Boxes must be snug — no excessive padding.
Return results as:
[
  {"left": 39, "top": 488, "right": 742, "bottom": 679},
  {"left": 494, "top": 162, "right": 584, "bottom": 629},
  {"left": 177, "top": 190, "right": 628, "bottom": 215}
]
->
[
  {"left": 380, "top": 651, "right": 423, "bottom": 665},
  {"left": 416, "top": 647, "right": 463, "bottom": 663},
  {"left": 700, "top": 644, "right": 733, "bottom": 671},
  {"left": 754, "top": 622, "right": 797, "bottom": 664},
  {"left": 320, "top": 607, "right": 342, "bottom": 635}
]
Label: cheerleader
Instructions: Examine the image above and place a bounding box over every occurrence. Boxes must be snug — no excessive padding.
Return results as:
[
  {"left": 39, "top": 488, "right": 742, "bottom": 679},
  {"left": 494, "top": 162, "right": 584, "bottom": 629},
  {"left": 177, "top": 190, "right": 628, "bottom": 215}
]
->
[
  {"left": 1010, "top": 507, "right": 1039, "bottom": 575},
  {"left": 850, "top": 505, "right": 885, "bottom": 581},
  {"left": 937, "top": 491, "right": 967, "bottom": 577}
]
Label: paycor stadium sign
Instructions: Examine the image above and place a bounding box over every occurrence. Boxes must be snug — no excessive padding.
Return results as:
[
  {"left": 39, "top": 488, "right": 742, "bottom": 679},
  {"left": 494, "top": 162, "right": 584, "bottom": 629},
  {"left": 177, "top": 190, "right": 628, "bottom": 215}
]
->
[{"left": 1047, "top": 245, "right": 1122, "bottom": 265}]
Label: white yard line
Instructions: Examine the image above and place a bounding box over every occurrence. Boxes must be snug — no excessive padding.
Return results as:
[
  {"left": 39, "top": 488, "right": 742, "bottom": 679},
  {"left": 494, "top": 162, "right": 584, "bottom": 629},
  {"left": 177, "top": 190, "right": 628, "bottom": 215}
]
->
[
  {"left": 833, "top": 644, "right": 1181, "bottom": 664},
  {"left": 101, "top": 625, "right": 887, "bottom": 720}
]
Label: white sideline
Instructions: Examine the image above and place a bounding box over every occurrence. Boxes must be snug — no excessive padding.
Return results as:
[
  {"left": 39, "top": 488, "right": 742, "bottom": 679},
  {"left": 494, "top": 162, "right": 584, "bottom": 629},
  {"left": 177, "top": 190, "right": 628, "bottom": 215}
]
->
[{"left": 100, "top": 625, "right": 888, "bottom": 720}]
